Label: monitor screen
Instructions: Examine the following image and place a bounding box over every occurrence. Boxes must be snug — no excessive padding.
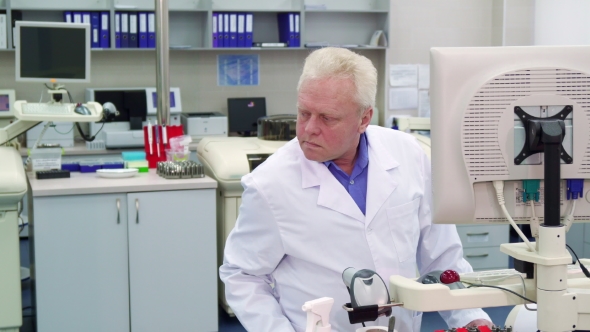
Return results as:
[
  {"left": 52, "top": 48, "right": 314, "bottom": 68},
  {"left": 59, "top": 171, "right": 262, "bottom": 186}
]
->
[
  {"left": 0, "top": 95, "right": 9, "bottom": 112},
  {"left": 227, "top": 97, "right": 266, "bottom": 134},
  {"left": 430, "top": 45, "right": 590, "bottom": 225},
  {"left": 15, "top": 21, "right": 90, "bottom": 83},
  {"left": 152, "top": 92, "right": 176, "bottom": 108}
]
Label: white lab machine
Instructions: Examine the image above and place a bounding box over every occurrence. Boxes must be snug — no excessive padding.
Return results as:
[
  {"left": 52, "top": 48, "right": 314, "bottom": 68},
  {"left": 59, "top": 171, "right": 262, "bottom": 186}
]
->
[
  {"left": 181, "top": 112, "right": 228, "bottom": 142},
  {"left": 26, "top": 122, "right": 74, "bottom": 147},
  {"left": 85, "top": 87, "right": 182, "bottom": 148},
  {"left": 385, "top": 46, "right": 590, "bottom": 332}
]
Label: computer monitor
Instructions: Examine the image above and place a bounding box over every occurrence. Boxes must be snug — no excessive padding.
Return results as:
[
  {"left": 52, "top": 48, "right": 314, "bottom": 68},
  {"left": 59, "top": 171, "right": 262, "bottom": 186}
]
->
[
  {"left": 15, "top": 21, "right": 90, "bottom": 83},
  {"left": 430, "top": 45, "right": 590, "bottom": 225},
  {"left": 0, "top": 90, "right": 16, "bottom": 118},
  {"left": 227, "top": 97, "right": 267, "bottom": 135}
]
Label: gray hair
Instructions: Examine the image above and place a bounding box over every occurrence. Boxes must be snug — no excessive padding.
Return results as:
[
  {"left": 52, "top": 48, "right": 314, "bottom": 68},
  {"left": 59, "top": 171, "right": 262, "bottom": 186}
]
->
[{"left": 297, "top": 47, "right": 377, "bottom": 112}]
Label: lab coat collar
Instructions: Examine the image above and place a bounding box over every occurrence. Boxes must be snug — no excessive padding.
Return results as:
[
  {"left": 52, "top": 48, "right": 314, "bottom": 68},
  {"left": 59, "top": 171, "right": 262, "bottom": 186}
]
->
[{"left": 299, "top": 128, "right": 400, "bottom": 223}]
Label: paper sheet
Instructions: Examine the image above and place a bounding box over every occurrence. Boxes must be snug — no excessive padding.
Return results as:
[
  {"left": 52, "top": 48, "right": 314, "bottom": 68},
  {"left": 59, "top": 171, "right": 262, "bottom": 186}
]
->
[
  {"left": 389, "top": 87, "right": 418, "bottom": 110},
  {"left": 389, "top": 64, "right": 418, "bottom": 87},
  {"left": 418, "top": 90, "right": 431, "bottom": 117},
  {"left": 418, "top": 64, "right": 430, "bottom": 89}
]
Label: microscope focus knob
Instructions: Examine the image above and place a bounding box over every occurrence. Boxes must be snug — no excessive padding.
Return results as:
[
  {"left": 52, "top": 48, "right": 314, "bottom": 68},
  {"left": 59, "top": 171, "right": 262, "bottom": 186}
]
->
[{"left": 439, "top": 270, "right": 460, "bottom": 284}]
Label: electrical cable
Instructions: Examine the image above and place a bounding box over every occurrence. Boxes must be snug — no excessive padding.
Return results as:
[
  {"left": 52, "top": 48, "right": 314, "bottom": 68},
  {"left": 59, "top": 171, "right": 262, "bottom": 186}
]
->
[
  {"left": 53, "top": 124, "right": 75, "bottom": 135},
  {"left": 463, "top": 281, "right": 537, "bottom": 304},
  {"left": 492, "top": 181, "right": 536, "bottom": 252},
  {"left": 566, "top": 244, "right": 590, "bottom": 278}
]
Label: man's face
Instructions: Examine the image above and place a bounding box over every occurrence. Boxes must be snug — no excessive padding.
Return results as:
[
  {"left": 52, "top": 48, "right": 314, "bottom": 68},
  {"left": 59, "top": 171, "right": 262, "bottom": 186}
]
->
[{"left": 296, "top": 77, "right": 372, "bottom": 163}]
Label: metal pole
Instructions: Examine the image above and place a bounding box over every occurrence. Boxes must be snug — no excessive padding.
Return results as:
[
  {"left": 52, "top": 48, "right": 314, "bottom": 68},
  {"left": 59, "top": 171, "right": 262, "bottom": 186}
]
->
[{"left": 155, "top": 0, "right": 170, "bottom": 127}]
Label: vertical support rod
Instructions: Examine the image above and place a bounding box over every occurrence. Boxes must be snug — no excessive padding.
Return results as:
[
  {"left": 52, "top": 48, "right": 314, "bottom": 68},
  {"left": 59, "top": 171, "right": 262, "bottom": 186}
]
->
[
  {"left": 543, "top": 142, "right": 562, "bottom": 226},
  {"left": 155, "top": 0, "right": 170, "bottom": 126}
]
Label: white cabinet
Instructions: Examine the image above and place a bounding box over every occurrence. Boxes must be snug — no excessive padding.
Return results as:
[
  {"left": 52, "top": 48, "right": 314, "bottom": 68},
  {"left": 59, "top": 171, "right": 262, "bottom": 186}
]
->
[
  {"left": 30, "top": 189, "right": 217, "bottom": 332},
  {"left": 456, "top": 224, "right": 510, "bottom": 271}
]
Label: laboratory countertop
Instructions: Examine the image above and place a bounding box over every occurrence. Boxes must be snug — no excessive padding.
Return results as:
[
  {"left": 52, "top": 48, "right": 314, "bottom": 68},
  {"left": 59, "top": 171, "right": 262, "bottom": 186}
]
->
[{"left": 27, "top": 170, "right": 218, "bottom": 197}]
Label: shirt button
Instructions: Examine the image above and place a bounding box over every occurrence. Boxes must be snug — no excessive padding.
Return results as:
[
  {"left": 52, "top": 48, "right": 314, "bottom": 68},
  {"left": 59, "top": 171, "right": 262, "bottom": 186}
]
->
[{"left": 350, "top": 180, "right": 355, "bottom": 185}]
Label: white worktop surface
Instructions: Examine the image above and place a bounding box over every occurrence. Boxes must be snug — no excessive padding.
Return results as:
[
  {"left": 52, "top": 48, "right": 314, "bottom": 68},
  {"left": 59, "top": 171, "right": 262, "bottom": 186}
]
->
[{"left": 27, "top": 170, "right": 218, "bottom": 197}]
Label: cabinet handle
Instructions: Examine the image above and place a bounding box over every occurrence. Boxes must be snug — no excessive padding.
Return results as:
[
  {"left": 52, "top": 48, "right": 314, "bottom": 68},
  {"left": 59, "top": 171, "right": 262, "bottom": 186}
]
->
[
  {"left": 466, "top": 254, "right": 489, "bottom": 258},
  {"left": 135, "top": 199, "right": 139, "bottom": 224},
  {"left": 466, "top": 232, "right": 489, "bottom": 236},
  {"left": 116, "top": 199, "right": 121, "bottom": 224}
]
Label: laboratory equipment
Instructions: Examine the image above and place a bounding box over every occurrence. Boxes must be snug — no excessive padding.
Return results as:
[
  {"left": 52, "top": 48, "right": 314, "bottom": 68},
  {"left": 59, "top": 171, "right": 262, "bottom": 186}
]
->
[
  {"left": 26, "top": 122, "right": 74, "bottom": 148},
  {"left": 387, "top": 46, "right": 590, "bottom": 332},
  {"left": 197, "top": 134, "right": 289, "bottom": 315},
  {"left": 85, "top": 87, "right": 182, "bottom": 148},
  {"left": 257, "top": 114, "right": 296, "bottom": 141},
  {"left": 156, "top": 160, "right": 204, "bottom": 179},
  {"left": 302, "top": 297, "right": 334, "bottom": 332},
  {"left": 181, "top": 112, "right": 228, "bottom": 142},
  {"left": 0, "top": 90, "right": 16, "bottom": 120}
]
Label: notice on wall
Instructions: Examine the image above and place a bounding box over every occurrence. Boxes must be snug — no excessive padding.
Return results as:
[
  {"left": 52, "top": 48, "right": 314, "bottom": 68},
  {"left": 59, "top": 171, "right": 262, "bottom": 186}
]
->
[
  {"left": 418, "top": 90, "right": 430, "bottom": 117},
  {"left": 218, "top": 54, "right": 259, "bottom": 86},
  {"left": 418, "top": 64, "right": 430, "bottom": 89},
  {"left": 389, "top": 87, "right": 418, "bottom": 110},
  {"left": 389, "top": 64, "right": 418, "bottom": 87}
]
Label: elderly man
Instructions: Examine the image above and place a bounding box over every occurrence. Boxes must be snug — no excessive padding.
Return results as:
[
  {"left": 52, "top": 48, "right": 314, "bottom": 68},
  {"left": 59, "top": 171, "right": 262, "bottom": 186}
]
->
[{"left": 220, "top": 47, "right": 492, "bottom": 331}]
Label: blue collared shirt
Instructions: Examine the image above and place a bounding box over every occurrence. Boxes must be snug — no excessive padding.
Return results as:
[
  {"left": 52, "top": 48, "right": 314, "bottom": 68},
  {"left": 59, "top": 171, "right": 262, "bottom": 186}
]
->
[{"left": 323, "top": 133, "right": 369, "bottom": 215}]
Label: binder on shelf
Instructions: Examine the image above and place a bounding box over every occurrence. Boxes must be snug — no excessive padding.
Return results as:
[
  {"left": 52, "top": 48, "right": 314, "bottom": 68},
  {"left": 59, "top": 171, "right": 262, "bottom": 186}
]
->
[
  {"left": 245, "top": 13, "right": 253, "bottom": 47},
  {"left": 0, "top": 14, "right": 6, "bottom": 49},
  {"left": 217, "top": 12, "right": 224, "bottom": 48},
  {"left": 223, "top": 13, "right": 229, "bottom": 47},
  {"left": 229, "top": 13, "right": 237, "bottom": 48},
  {"left": 148, "top": 12, "right": 155, "bottom": 48},
  {"left": 212, "top": 12, "right": 218, "bottom": 48},
  {"left": 115, "top": 12, "right": 121, "bottom": 48},
  {"left": 82, "top": 12, "right": 91, "bottom": 26},
  {"left": 237, "top": 13, "right": 245, "bottom": 48},
  {"left": 129, "top": 12, "right": 138, "bottom": 48},
  {"left": 294, "top": 13, "right": 300, "bottom": 47},
  {"left": 288, "top": 13, "right": 295, "bottom": 47},
  {"left": 138, "top": 12, "right": 148, "bottom": 48},
  {"left": 90, "top": 12, "right": 100, "bottom": 48},
  {"left": 11, "top": 10, "right": 22, "bottom": 48},
  {"left": 121, "top": 12, "right": 129, "bottom": 48},
  {"left": 277, "top": 13, "right": 295, "bottom": 47},
  {"left": 100, "top": 11, "right": 109, "bottom": 48},
  {"left": 73, "top": 12, "right": 82, "bottom": 23},
  {"left": 63, "top": 11, "right": 72, "bottom": 23}
]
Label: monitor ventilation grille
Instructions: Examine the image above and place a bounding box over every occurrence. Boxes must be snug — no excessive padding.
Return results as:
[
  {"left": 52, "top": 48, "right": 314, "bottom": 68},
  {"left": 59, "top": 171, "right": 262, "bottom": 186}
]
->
[{"left": 462, "top": 68, "right": 590, "bottom": 177}]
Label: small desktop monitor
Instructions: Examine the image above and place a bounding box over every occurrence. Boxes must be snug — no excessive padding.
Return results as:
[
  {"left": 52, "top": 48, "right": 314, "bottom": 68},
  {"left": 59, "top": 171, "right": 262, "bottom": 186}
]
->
[
  {"left": 227, "top": 97, "right": 267, "bottom": 135},
  {"left": 430, "top": 45, "right": 590, "bottom": 225},
  {"left": 15, "top": 21, "right": 90, "bottom": 83},
  {"left": 0, "top": 90, "right": 16, "bottom": 118}
]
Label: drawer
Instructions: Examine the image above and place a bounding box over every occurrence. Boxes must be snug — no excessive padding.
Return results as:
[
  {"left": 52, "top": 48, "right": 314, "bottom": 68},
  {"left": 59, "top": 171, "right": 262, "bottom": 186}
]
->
[
  {"left": 456, "top": 224, "right": 509, "bottom": 248},
  {"left": 463, "top": 247, "right": 508, "bottom": 270}
]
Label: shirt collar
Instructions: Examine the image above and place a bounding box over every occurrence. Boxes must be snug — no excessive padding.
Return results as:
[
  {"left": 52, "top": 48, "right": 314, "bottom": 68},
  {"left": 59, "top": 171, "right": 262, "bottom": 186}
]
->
[{"left": 322, "top": 133, "right": 369, "bottom": 174}]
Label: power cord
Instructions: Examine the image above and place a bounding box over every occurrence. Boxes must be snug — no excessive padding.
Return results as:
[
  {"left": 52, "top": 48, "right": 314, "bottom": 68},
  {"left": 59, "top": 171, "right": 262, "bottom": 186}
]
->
[
  {"left": 492, "top": 181, "right": 536, "bottom": 252},
  {"left": 566, "top": 244, "right": 590, "bottom": 278},
  {"left": 463, "top": 281, "right": 537, "bottom": 304}
]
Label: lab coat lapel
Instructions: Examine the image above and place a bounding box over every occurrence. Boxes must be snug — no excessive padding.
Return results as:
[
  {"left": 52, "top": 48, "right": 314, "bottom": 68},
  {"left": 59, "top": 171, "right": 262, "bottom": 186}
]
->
[
  {"left": 365, "top": 130, "right": 400, "bottom": 227},
  {"left": 300, "top": 153, "right": 365, "bottom": 222}
]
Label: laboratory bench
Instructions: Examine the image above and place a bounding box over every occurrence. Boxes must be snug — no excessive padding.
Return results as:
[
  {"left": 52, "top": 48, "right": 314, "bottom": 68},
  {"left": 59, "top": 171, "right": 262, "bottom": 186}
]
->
[{"left": 25, "top": 170, "right": 219, "bottom": 332}]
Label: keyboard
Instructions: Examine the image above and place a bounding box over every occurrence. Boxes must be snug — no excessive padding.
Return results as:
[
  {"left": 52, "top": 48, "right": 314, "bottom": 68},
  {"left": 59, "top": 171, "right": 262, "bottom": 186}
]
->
[
  {"left": 14, "top": 100, "right": 103, "bottom": 123},
  {"left": 21, "top": 103, "right": 73, "bottom": 115},
  {"left": 460, "top": 269, "right": 522, "bottom": 280}
]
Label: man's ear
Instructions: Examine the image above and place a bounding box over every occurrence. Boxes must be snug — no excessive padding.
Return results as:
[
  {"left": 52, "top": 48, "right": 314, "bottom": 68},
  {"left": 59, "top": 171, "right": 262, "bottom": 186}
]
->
[{"left": 359, "top": 107, "right": 373, "bottom": 132}]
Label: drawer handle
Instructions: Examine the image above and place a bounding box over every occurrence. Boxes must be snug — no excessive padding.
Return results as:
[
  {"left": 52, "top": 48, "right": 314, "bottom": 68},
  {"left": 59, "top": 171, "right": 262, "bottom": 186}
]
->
[
  {"left": 466, "top": 232, "right": 489, "bottom": 236},
  {"left": 116, "top": 199, "right": 121, "bottom": 224},
  {"left": 466, "top": 254, "right": 489, "bottom": 258},
  {"left": 135, "top": 199, "right": 139, "bottom": 224}
]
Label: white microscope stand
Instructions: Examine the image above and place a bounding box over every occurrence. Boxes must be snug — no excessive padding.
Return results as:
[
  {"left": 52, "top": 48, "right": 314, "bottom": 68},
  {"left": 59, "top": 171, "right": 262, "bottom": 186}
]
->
[{"left": 390, "top": 227, "right": 590, "bottom": 331}]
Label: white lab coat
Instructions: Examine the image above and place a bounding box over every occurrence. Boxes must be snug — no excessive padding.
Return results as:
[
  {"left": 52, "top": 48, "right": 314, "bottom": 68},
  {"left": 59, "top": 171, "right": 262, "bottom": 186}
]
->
[{"left": 220, "top": 126, "right": 491, "bottom": 332}]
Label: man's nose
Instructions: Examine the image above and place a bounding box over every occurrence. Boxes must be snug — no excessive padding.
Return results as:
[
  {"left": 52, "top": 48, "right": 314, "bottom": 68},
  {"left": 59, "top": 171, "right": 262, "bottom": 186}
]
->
[{"left": 305, "top": 116, "right": 321, "bottom": 135}]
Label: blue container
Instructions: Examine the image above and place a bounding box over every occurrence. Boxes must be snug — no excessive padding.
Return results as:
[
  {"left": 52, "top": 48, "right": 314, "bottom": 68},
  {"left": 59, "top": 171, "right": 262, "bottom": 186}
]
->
[
  {"left": 80, "top": 161, "right": 103, "bottom": 173},
  {"left": 61, "top": 162, "right": 80, "bottom": 172},
  {"left": 122, "top": 151, "right": 146, "bottom": 161},
  {"left": 102, "top": 162, "right": 124, "bottom": 169}
]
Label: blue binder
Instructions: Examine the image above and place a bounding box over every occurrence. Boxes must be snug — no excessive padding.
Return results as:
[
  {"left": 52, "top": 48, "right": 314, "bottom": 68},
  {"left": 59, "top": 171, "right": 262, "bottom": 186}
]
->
[
  {"left": 245, "top": 13, "right": 253, "bottom": 47},
  {"left": 148, "top": 12, "right": 156, "bottom": 48},
  {"left": 129, "top": 12, "right": 138, "bottom": 48},
  {"left": 63, "top": 11, "right": 72, "bottom": 23},
  {"left": 294, "top": 13, "right": 300, "bottom": 47},
  {"left": 212, "top": 12, "right": 218, "bottom": 48},
  {"left": 277, "top": 13, "right": 291, "bottom": 45},
  {"left": 229, "top": 13, "right": 237, "bottom": 47},
  {"left": 237, "top": 13, "right": 245, "bottom": 47},
  {"left": 121, "top": 12, "right": 129, "bottom": 48},
  {"left": 100, "top": 12, "right": 109, "bottom": 48},
  {"left": 138, "top": 12, "right": 148, "bottom": 48},
  {"left": 115, "top": 12, "right": 121, "bottom": 48},
  {"left": 223, "top": 13, "right": 230, "bottom": 47},
  {"left": 217, "top": 12, "right": 224, "bottom": 48},
  {"left": 90, "top": 12, "right": 100, "bottom": 48}
]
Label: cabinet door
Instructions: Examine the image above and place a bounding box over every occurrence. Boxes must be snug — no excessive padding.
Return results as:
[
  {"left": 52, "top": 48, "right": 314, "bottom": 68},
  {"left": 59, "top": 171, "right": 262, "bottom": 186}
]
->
[
  {"left": 128, "top": 189, "right": 217, "bottom": 332},
  {"left": 32, "top": 194, "right": 130, "bottom": 332}
]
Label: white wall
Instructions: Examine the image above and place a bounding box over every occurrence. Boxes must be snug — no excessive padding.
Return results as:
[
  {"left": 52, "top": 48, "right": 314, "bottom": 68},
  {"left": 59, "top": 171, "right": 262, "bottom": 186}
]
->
[{"left": 534, "top": 0, "right": 590, "bottom": 45}]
